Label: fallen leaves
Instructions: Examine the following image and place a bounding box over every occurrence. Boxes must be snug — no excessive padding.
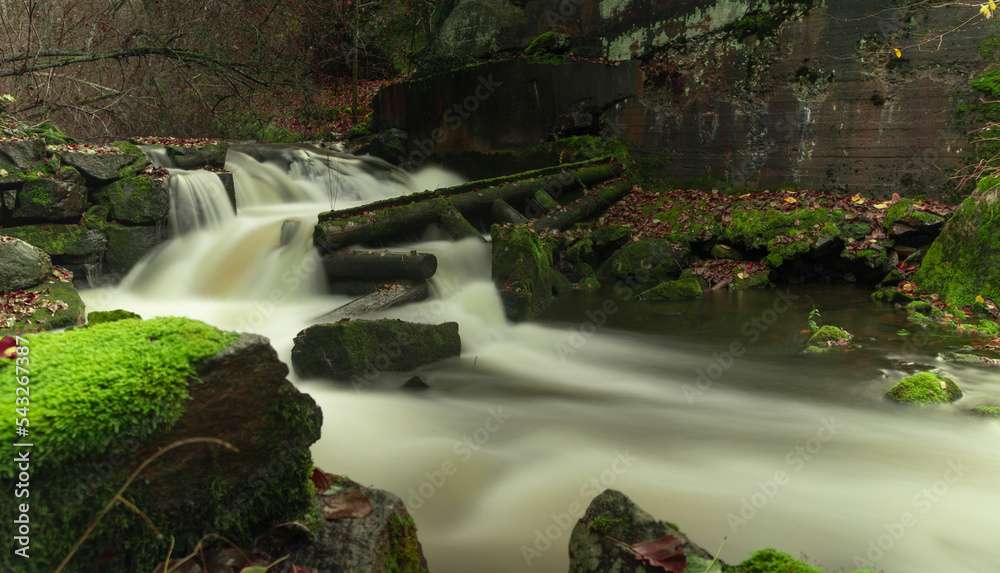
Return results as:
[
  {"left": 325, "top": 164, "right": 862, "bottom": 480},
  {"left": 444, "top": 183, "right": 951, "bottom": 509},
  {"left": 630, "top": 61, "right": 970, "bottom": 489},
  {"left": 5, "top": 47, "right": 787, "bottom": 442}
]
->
[
  {"left": 321, "top": 489, "right": 373, "bottom": 520},
  {"left": 607, "top": 534, "right": 688, "bottom": 572}
]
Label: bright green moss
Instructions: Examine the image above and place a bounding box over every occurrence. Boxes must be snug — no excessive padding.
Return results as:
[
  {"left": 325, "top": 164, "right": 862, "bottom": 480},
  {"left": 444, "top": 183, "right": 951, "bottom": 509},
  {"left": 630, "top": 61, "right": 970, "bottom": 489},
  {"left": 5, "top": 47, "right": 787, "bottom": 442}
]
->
[
  {"left": 0, "top": 317, "right": 239, "bottom": 476},
  {"left": 806, "top": 325, "right": 852, "bottom": 347},
  {"left": 87, "top": 309, "right": 142, "bottom": 325},
  {"left": 979, "top": 319, "right": 1000, "bottom": 336},
  {"left": 384, "top": 514, "right": 425, "bottom": 573},
  {"left": 885, "top": 372, "right": 963, "bottom": 404},
  {"left": 973, "top": 405, "right": 1000, "bottom": 417},
  {"left": 640, "top": 278, "right": 703, "bottom": 300},
  {"left": 737, "top": 548, "right": 825, "bottom": 573}
]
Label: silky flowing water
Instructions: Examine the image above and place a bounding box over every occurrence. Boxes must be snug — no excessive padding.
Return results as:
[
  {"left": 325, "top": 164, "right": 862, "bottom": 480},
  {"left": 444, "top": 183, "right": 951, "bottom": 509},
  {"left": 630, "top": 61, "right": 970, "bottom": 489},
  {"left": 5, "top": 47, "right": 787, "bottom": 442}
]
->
[{"left": 80, "top": 147, "right": 1000, "bottom": 573}]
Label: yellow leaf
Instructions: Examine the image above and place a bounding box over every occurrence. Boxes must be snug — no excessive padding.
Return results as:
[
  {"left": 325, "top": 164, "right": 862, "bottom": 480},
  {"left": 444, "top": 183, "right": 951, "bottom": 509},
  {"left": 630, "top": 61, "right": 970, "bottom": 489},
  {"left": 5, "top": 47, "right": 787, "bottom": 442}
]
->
[
  {"left": 0, "top": 168, "right": 6, "bottom": 177},
  {"left": 982, "top": 4, "right": 993, "bottom": 18},
  {"left": 976, "top": 295, "right": 986, "bottom": 303},
  {"left": 783, "top": 197, "right": 797, "bottom": 203},
  {"left": 992, "top": 1, "right": 998, "bottom": 10},
  {"left": 874, "top": 203, "right": 889, "bottom": 209},
  {"left": 737, "top": 272, "right": 749, "bottom": 280},
  {"left": 850, "top": 194, "right": 862, "bottom": 202},
  {"left": 894, "top": 48, "right": 902, "bottom": 58}
]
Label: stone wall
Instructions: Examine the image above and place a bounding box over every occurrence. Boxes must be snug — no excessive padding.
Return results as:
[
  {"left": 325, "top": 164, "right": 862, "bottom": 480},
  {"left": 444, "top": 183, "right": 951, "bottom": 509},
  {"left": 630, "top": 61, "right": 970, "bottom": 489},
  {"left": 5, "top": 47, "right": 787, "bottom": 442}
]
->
[{"left": 379, "top": 0, "right": 996, "bottom": 200}]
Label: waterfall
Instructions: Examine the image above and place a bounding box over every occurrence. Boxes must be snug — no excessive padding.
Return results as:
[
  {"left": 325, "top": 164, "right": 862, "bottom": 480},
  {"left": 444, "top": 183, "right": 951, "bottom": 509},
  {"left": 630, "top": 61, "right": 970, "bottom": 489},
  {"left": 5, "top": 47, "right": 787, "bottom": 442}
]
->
[
  {"left": 78, "top": 146, "right": 1000, "bottom": 573},
  {"left": 168, "top": 170, "right": 235, "bottom": 235}
]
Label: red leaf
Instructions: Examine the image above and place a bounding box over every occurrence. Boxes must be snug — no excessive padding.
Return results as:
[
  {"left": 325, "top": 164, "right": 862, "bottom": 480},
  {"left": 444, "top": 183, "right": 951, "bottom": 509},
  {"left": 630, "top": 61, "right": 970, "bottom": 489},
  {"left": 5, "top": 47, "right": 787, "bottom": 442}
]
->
[
  {"left": 322, "top": 489, "right": 373, "bottom": 519},
  {"left": 0, "top": 336, "right": 17, "bottom": 359},
  {"left": 627, "top": 535, "right": 688, "bottom": 572}
]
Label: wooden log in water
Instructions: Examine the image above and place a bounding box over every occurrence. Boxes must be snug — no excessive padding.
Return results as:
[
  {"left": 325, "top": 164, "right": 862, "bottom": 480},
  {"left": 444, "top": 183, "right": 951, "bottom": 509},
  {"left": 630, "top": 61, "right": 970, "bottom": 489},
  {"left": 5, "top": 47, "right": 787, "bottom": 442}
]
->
[
  {"left": 531, "top": 179, "right": 633, "bottom": 232},
  {"left": 322, "top": 250, "right": 437, "bottom": 281},
  {"left": 313, "top": 279, "right": 429, "bottom": 322},
  {"left": 313, "top": 162, "right": 622, "bottom": 250},
  {"left": 491, "top": 199, "right": 529, "bottom": 225},
  {"left": 439, "top": 203, "right": 485, "bottom": 242}
]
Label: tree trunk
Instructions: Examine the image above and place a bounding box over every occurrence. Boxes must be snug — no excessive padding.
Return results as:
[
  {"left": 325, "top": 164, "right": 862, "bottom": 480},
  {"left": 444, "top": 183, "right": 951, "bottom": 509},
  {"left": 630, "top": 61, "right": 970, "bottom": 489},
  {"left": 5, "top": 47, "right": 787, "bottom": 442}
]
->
[
  {"left": 322, "top": 250, "right": 438, "bottom": 280},
  {"left": 531, "top": 179, "right": 633, "bottom": 232},
  {"left": 314, "top": 161, "right": 622, "bottom": 250},
  {"left": 491, "top": 199, "right": 528, "bottom": 224},
  {"left": 313, "top": 280, "right": 429, "bottom": 322}
]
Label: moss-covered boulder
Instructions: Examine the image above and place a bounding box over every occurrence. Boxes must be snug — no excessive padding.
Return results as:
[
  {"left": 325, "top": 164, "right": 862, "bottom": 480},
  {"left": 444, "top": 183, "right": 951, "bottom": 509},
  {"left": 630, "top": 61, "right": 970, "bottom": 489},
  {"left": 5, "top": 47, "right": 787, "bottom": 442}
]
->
[
  {"left": 736, "top": 548, "right": 827, "bottom": 573},
  {"left": 597, "top": 238, "right": 689, "bottom": 283},
  {"left": 96, "top": 175, "right": 170, "bottom": 224},
  {"left": 291, "top": 319, "right": 461, "bottom": 383},
  {"left": 492, "top": 224, "right": 553, "bottom": 321},
  {"left": 0, "top": 273, "right": 87, "bottom": 335},
  {"left": 640, "top": 278, "right": 703, "bottom": 300},
  {"left": 285, "top": 475, "right": 429, "bottom": 572},
  {"left": 0, "top": 137, "right": 46, "bottom": 170},
  {"left": 871, "top": 286, "right": 915, "bottom": 305},
  {"left": 591, "top": 224, "right": 630, "bottom": 252},
  {"left": 110, "top": 141, "right": 151, "bottom": 175},
  {"left": 0, "top": 318, "right": 323, "bottom": 572},
  {"left": 913, "top": 177, "right": 1000, "bottom": 305},
  {"left": 87, "top": 309, "right": 142, "bottom": 326},
  {"left": 166, "top": 141, "right": 229, "bottom": 169},
  {"left": 567, "top": 489, "right": 724, "bottom": 572},
  {"left": 2, "top": 224, "right": 107, "bottom": 264},
  {"left": 971, "top": 405, "right": 1000, "bottom": 417},
  {"left": 729, "top": 267, "right": 773, "bottom": 290},
  {"left": 12, "top": 177, "right": 87, "bottom": 221},
  {"left": 885, "top": 372, "right": 963, "bottom": 404},
  {"left": 884, "top": 197, "right": 946, "bottom": 238},
  {"left": 103, "top": 224, "right": 167, "bottom": 275},
  {"left": 0, "top": 236, "right": 51, "bottom": 292},
  {"left": 59, "top": 149, "right": 136, "bottom": 183},
  {"left": 525, "top": 31, "right": 569, "bottom": 55},
  {"left": 803, "top": 325, "right": 853, "bottom": 353}
]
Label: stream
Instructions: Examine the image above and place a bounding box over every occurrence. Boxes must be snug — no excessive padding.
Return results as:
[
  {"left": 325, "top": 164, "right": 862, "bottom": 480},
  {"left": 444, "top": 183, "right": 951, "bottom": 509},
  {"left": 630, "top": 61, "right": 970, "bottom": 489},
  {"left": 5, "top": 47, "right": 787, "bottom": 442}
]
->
[{"left": 79, "top": 146, "right": 1000, "bottom": 573}]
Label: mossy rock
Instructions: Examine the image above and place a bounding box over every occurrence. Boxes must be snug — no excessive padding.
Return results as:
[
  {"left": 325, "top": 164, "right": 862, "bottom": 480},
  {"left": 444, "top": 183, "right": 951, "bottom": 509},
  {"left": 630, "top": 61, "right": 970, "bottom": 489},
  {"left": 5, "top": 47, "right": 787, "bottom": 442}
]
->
[
  {"left": 578, "top": 276, "right": 602, "bottom": 290},
  {"left": 492, "top": 224, "right": 553, "bottom": 321},
  {"left": 871, "top": 287, "right": 915, "bottom": 305},
  {"left": 12, "top": 178, "right": 87, "bottom": 221},
  {"left": 639, "top": 278, "right": 703, "bottom": 300},
  {"left": 804, "top": 325, "right": 853, "bottom": 351},
  {"left": 87, "top": 309, "right": 142, "bottom": 325},
  {"left": 0, "top": 275, "right": 86, "bottom": 336},
  {"left": 0, "top": 137, "right": 46, "bottom": 170},
  {"left": 971, "top": 405, "right": 1000, "bottom": 417},
  {"left": 166, "top": 141, "right": 228, "bottom": 169},
  {"left": 730, "top": 268, "right": 773, "bottom": 290},
  {"left": 710, "top": 243, "right": 746, "bottom": 260},
  {"left": 103, "top": 224, "right": 167, "bottom": 275},
  {"left": 109, "top": 141, "right": 151, "bottom": 175},
  {"left": 291, "top": 319, "right": 461, "bottom": 382},
  {"left": 906, "top": 300, "right": 936, "bottom": 314},
  {"left": 913, "top": 177, "right": 1000, "bottom": 305},
  {"left": 884, "top": 197, "right": 945, "bottom": 234},
  {"left": 591, "top": 224, "right": 631, "bottom": 250},
  {"left": 597, "top": 238, "right": 689, "bottom": 282},
  {"left": 525, "top": 31, "right": 569, "bottom": 55},
  {"left": 736, "top": 548, "right": 826, "bottom": 573},
  {"left": 550, "top": 268, "right": 574, "bottom": 295},
  {"left": 2, "top": 224, "right": 107, "bottom": 261},
  {"left": 885, "top": 372, "right": 963, "bottom": 404},
  {"left": 96, "top": 175, "right": 169, "bottom": 224},
  {"left": 59, "top": 149, "right": 136, "bottom": 183}
]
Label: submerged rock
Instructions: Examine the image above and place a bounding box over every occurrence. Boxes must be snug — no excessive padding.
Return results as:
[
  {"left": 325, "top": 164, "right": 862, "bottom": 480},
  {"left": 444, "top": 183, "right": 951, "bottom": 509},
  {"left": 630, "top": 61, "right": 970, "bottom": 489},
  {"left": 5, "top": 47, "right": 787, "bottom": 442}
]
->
[
  {"left": 291, "top": 319, "right": 461, "bottom": 382},
  {"left": 492, "top": 224, "right": 553, "bottom": 321},
  {"left": 639, "top": 278, "right": 703, "bottom": 300},
  {"left": 971, "top": 406, "right": 1000, "bottom": 417},
  {"left": 885, "top": 372, "right": 963, "bottom": 404},
  {"left": 401, "top": 375, "right": 430, "bottom": 391},
  {"left": 597, "top": 238, "right": 689, "bottom": 283},
  {"left": 803, "top": 325, "right": 853, "bottom": 353},
  {"left": 567, "top": 489, "right": 723, "bottom": 573}
]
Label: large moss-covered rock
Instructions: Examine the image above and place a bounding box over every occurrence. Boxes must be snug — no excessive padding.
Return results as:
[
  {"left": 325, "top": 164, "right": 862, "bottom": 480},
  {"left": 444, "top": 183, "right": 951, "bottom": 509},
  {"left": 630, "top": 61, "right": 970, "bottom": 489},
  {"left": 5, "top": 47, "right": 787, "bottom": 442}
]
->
[
  {"left": 567, "top": 489, "right": 722, "bottom": 573},
  {"left": 0, "top": 236, "right": 51, "bottom": 292},
  {"left": 0, "top": 319, "right": 322, "bottom": 572},
  {"left": 12, "top": 177, "right": 87, "bottom": 221},
  {"left": 0, "top": 137, "right": 46, "bottom": 170},
  {"left": 2, "top": 224, "right": 107, "bottom": 264},
  {"left": 885, "top": 372, "right": 963, "bottom": 404},
  {"left": 286, "top": 476, "right": 429, "bottom": 572},
  {"left": 59, "top": 149, "right": 135, "bottom": 183},
  {"left": 597, "top": 238, "right": 689, "bottom": 282},
  {"left": 166, "top": 141, "right": 229, "bottom": 169},
  {"left": 492, "top": 224, "right": 552, "bottom": 321},
  {"left": 883, "top": 197, "right": 945, "bottom": 238},
  {"left": 103, "top": 224, "right": 167, "bottom": 275},
  {"left": 291, "top": 319, "right": 461, "bottom": 382},
  {"left": 96, "top": 175, "right": 169, "bottom": 224},
  {"left": 913, "top": 177, "right": 1000, "bottom": 305},
  {"left": 639, "top": 278, "right": 703, "bottom": 300}
]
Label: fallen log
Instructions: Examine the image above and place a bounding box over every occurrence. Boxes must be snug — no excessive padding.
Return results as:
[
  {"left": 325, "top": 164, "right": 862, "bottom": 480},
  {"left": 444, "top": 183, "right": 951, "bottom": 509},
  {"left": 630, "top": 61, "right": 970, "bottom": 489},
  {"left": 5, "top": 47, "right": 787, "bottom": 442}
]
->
[
  {"left": 491, "top": 199, "right": 528, "bottom": 225},
  {"left": 322, "top": 250, "right": 437, "bottom": 280},
  {"left": 314, "top": 162, "right": 621, "bottom": 250},
  {"left": 439, "top": 203, "right": 485, "bottom": 242},
  {"left": 313, "top": 279, "right": 429, "bottom": 322},
  {"left": 532, "top": 179, "right": 633, "bottom": 232}
]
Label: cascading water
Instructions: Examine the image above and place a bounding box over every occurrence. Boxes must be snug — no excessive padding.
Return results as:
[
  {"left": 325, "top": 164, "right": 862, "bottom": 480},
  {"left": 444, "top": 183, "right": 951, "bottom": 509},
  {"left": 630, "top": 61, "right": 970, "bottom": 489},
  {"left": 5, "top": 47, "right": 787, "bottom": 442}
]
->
[{"left": 80, "top": 147, "right": 1000, "bottom": 573}]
